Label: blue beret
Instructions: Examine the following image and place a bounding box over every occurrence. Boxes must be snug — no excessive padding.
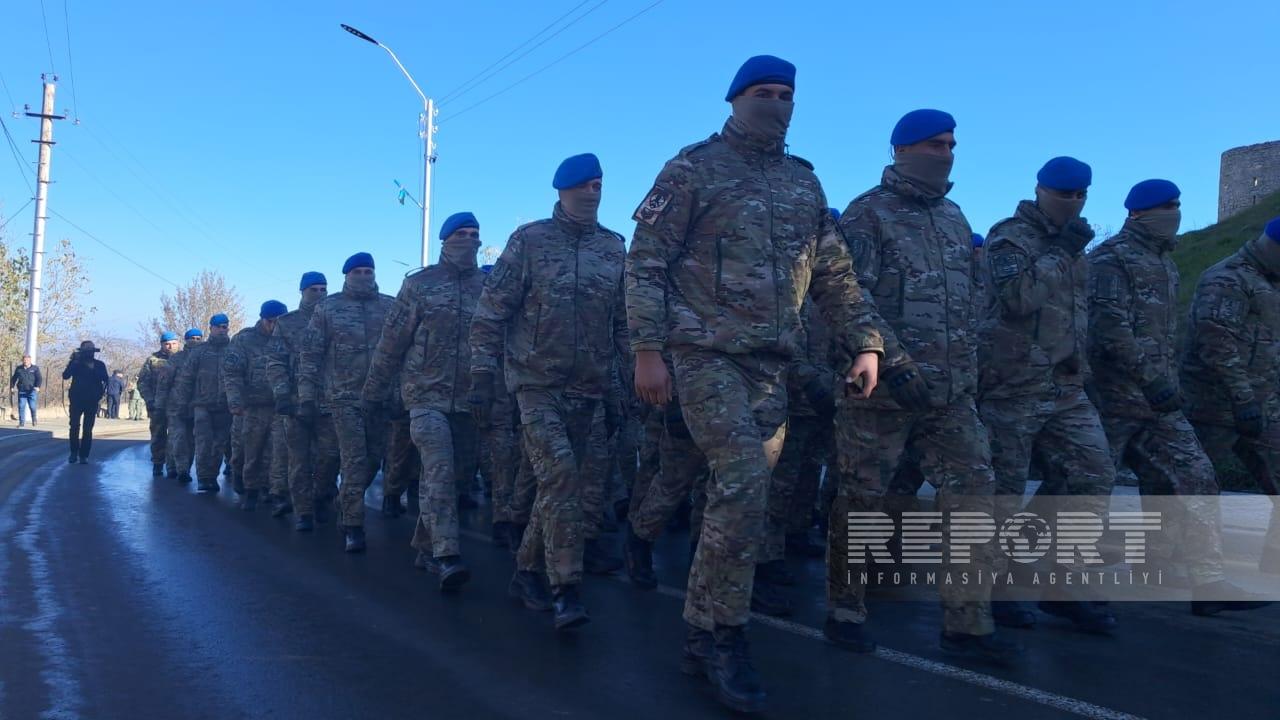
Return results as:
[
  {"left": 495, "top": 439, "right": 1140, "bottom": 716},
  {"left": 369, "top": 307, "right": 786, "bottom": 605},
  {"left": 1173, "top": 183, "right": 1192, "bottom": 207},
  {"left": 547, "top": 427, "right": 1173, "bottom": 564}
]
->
[
  {"left": 828, "top": 207, "right": 841, "bottom": 221},
  {"left": 1037, "top": 156, "right": 1092, "bottom": 191},
  {"left": 1124, "top": 179, "right": 1181, "bottom": 211},
  {"left": 481, "top": 264, "right": 494, "bottom": 275},
  {"left": 160, "top": 331, "right": 179, "bottom": 342},
  {"left": 260, "top": 300, "right": 288, "bottom": 319},
  {"left": 553, "top": 153, "right": 603, "bottom": 190},
  {"left": 299, "top": 271, "right": 327, "bottom": 291},
  {"left": 439, "top": 211, "right": 479, "bottom": 241},
  {"left": 210, "top": 313, "right": 229, "bottom": 327},
  {"left": 972, "top": 233, "right": 985, "bottom": 249},
  {"left": 342, "top": 252, "right": 375, "bottom": 274},
  {"left": 1266, "top": 217, "right": 1280, "bottom": 242},
  {"left": 725, "top": 55, "right": 796, "bottom": 101},
  {"left": 184, "top": 328, "right": 203, "bottom": 340},
  {"left": 891, "top": 109, "right": 956, "bottom": 147}
]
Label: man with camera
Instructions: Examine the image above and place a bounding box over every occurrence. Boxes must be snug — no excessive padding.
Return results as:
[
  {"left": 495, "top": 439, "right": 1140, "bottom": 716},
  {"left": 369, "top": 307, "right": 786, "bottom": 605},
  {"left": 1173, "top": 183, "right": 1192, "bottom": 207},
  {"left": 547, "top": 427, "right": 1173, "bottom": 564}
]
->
[{"left": 63, "top": 340, "right": 109, "bottom": 464}]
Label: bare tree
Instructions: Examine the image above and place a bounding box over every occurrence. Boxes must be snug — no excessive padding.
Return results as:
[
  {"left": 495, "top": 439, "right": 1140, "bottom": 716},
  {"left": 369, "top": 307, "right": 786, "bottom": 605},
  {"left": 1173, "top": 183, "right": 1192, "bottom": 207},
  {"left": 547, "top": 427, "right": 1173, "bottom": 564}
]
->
[
  {"left": 145, "top": 270, "right": 246, "bottom": 339},
  {"left": 0, "top": 233, "right": 96, "bottom": 365}
]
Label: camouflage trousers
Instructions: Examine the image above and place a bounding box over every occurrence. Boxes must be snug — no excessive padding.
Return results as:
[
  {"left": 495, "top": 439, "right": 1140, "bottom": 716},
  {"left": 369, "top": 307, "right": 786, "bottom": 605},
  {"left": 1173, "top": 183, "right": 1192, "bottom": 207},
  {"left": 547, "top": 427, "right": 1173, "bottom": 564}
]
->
[
  {"left": 762, "top": 413, "right": 830, "bottom": 564},
  {"left": 512, "top": 431, "right": 538, "bottom": 524},
  {"left": 230, "top": 414, "right": 245, "bottom": 484},
  {"left": 613, "top": 403, "right": 640, "bottom": 510},
  {"left": 147, "top": 410, "right": 169, "bottom": 465},
  {"left": 192, "top": 407, "right": 232, "bottom": 484},
  {"left": 238, "top": 405, "right": 277, "bottom": 492},
  {"left": 981, "top": 387, "right": 1116, "bottom": 572},
  {"left": 270, "top": 415, "right": 289, "bottom": 498},
  {"left": 1102, "top": 412, "right": 1224, "bottom": 586},
  {"left": 515, "top": 389, "right": 597, "bottom": 588},
  {"left": 333, "top": 405, "right": 389, "bottom": 528},
  {"left": 630, "top": 398, "right": 711, "bottom": 543},
  {"left": 383, "top": 414, "right": 421, "bottom": 502},
  {"left": 672, "top": 349, "right": 787, "bottom": 631},
  {"left": 829, "top": 398, "right": 996, "bottom": 635},
  {"left": 581, "top": 404, "right": 611, "bottom": 540},
  {"left": 483, "top": 393, "right": 521, "bottom": 525},
  {"left": 285, "top": 414, "right": 340, "bottom": 516},
  {"left": 1192, "top": 419, "right": 1280, "bottom": 567},
  {"left": 409, "top": 410, "right": 479, "bottom": 558},
  {"left": 166, "top": 411, "right": 195, "bottom": 478}
]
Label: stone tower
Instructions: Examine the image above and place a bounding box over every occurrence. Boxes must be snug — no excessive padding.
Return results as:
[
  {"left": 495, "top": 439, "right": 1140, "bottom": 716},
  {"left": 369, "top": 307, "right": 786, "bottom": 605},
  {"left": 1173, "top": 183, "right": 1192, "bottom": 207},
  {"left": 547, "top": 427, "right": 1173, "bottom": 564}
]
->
[{"left": 1219, "top": 140, "right": 1280, "bottom": 221}]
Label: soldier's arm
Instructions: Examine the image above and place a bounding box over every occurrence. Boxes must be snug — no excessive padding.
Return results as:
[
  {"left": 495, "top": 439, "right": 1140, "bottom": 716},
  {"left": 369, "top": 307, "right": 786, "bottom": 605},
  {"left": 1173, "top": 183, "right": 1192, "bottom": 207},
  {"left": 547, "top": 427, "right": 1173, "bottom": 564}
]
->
[
  {"left": 470, "top": 232, "right": 529, "bottom": 374},
  {"left": 265, "top": 323, "right": 293, "bottom": 402},
  {"left": 1188, "top": 275, "right": 1255, "bottom": 406},
  {"left": 173, "top": 350, "right": 196, "bottom": 408},
  {"left": 364, "top": 281, "right": 421, "bottom": 401},
  {"left": 823, "top": 204, "right": 894, "bottom": 368},
  {"left": 788, "top": 299, "right": 826, "bottom": 390},
  {"left": 153, "top": 360, "right": 172, "bottom": 411},
  {"left": 987, "top": 234, "right": 1075, "bottom": 318},
  {"left": 298, "top": 305, "right": 329, "bottom": 403},
  {"left": 1088, "top": 256, "right": 1158, "bottom": 385},
  {"left": 626, "top": 157, "right": 696, "bottom": 353},
  {"left": 611, "top": 269, "right": 634, "bottom": 385},
  {"left": 221, "top": 338, "right": 247, "bottom": 412},
  {"left": 137, "top": 358, "right": 155, "bottom": 405}
]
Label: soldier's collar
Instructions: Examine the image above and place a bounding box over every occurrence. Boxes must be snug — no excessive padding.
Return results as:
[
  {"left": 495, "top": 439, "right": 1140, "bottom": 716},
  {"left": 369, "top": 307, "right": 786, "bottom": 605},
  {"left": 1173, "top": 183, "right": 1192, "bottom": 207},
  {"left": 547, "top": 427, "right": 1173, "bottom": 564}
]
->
[
  {"left": 880, "top": 165, "right": 951, "bottom": 203},
  {"left": 553, "top": 202, "right": 598, "bottom": 236},
  {"left": 720, "top": 118, "right": 785, "bottom": 159}
]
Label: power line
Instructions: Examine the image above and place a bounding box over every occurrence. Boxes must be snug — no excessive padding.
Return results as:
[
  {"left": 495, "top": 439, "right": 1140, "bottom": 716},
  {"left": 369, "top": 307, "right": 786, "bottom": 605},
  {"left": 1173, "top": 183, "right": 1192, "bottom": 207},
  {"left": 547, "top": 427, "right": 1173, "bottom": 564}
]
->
[
  {"left": 61, "top": 0, "right": 80, "bottom": 119},
  {"left": 0, "top": 198, "right": 35, "bottom": 231},
  {"left": 441, "top": 0, "right": 665, "bottom": 124},
  {"left": 0, "top": 114, "right": 35, "bottom": 194},
  {"left": 0, "top": 70, "right": 16, "bottom": 112},
  {"left": 47, "top": 207, "right": 180, "bottom": 287},
  {"left": 437, "top": 0, "right": 599, "bottom": 105},
  {"left": 36, "top": 0, "right": 59, "bottom": 74}
]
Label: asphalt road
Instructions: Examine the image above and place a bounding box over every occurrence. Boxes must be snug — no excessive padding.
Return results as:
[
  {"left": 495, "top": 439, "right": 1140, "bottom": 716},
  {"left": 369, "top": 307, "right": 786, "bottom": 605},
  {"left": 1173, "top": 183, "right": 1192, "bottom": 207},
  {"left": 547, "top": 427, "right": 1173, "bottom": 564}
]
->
[{"left": 1, "top": 426, "right": 1277, "bottom": 720}]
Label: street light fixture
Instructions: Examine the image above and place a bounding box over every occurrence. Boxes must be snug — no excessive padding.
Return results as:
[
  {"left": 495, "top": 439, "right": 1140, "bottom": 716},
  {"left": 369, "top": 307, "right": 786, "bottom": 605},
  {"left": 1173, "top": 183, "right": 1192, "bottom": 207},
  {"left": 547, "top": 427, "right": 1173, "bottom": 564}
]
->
[{"left": 341, "top": 23, "right": 436, "bottom": 267}]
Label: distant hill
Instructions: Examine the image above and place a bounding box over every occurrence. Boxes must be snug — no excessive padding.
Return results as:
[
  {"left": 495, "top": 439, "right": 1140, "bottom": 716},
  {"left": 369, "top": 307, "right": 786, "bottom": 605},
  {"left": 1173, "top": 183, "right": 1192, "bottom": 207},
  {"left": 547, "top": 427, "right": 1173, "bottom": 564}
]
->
[{"left": 1173, "top": 189, "right": 1280, "bottom": 313}]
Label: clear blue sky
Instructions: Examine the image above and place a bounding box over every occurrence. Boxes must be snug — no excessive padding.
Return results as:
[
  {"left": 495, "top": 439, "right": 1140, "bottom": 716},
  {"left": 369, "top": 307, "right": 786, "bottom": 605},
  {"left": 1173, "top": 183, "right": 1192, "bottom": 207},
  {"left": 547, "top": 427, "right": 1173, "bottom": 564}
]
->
[{"left": 1, "top": 0, "right": 1277, "bottom": 336}]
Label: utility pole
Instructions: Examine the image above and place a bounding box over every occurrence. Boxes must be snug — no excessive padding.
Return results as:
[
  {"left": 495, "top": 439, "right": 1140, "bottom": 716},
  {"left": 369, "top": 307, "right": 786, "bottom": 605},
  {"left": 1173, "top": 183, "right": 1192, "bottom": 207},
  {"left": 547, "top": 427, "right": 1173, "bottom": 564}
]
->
[{"left": 24, "top": 75, "right": 64, "bottom": 364}]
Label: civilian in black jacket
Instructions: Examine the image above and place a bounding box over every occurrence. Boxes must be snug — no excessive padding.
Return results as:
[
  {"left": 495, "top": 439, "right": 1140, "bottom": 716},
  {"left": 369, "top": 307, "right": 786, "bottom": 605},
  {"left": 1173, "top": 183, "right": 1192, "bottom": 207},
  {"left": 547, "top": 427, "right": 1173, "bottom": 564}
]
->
[
  {"left": 63, "top": 341, "right": 109, "bottom": 463},
  {"left": 9, "top": 354, "right": 42, "bottom": 427},
  {"left": 106, "top": 370, "right": 125, "bottom": 419}
]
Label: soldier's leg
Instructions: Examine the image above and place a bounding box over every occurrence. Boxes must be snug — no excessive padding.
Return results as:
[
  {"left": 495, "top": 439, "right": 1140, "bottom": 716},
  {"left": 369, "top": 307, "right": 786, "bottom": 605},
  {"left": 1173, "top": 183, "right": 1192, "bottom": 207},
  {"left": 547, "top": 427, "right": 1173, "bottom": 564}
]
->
[
  {"left": 240, "top": 407, "right": 274, "bottom": 492},
  {"left": 629, "top": 406, "right": 663, "bottom": 519},
  {"left": 786, "top": 420, "right": 828, "bottom": 534},
  {"left": 979, "top": 396, "right": 1044, "bottom": 525},
  {"left": 512, "top": 430, "right": 537, "bottom": 526},
  {"left": 763, "top": 414, "right": 815, "bottom": 565},
  {"left": 269, "top": 415, "right": 290, "bottom": 500},
  {"left": 148, "top": 411, "right": 169, "bottom": 466},
  {"left": 286, "top": 417, "right": 317, "bottom": 515},
  {"left": 631, "top": 400, "right": 707, "bottom": 542},
  {"left": 674, "top": 351, "right": 787, "bottom": 632},
  {"left": 333, "top": 406, "right": 376, "bottom": 528},
  {"left": 1028, "top": 388, "right": 1116, "bottom": 522},
  {"left": 613, "top": 405, "right": 639, "bottom": 514},
  {"left": 193, "top": 407, "right": 219, "bottom": 484},
  {"left": 485, "top": 414, "right": 519, "bottom": 525},
  {"left": 313, "top": 414, "right": 341, "bottom": 516},
  {"left": 384, "top": 416, "right": 413, "bottom": 503},
  {"left": 229, "top": 413, "right": 245, "bottom": 488},
  {"left": 452, "top": 411, "right": 481, "bottom": 507},
  {"left": 409, "top": 410, "right": 461, "bottom": 558},
  {"left": 1194, "top": 421, "right": 1280, "bottom": 572},
  {"left": 167, "top": 411, "right": 187, "bottom": 478},
  {"left": 581, "top": 404, "right": 609, "bottom": 542}
]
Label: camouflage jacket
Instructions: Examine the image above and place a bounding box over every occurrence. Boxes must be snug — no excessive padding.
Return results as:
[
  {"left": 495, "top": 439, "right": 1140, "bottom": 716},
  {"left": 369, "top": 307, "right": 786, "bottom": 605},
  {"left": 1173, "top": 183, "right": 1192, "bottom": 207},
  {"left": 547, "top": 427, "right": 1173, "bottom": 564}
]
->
[
  {"left": 136, "top": 349, "right": 173, "bottom": 408},
  {"left": 626, "top": 122, "right": 882, "bottom": 369},
  {"left": 265, "top": 303, "right": 318, "bottom": 408},
  {"left": 787, "top": 298, "right": 838, "bottom": 418},
  {"left": 470, "top": 203, "right": 629, "bottom": 400},
  {"left": 223, "top": 321, "right": 277, "bottom": 410},
  {"left": 840, "top": 165, "right": 979, "bottom": 408},
  {"left": 173, "top": 333, "right": 231, "bottom": 411},
  {"left": 158, "top": 341, "right": 199, "bottom": 413},
  {"left": 365, "top": 262, "right": 485, "bottom": 414},
  {"left": 1086, "top": 220, "right": 1180, "bottom": 419},
  {"left": 1182, "top": 244, "right": 1280, "bottom": 425},
  {"left": 978, "top": 200, "right": 1091, "bottom": 399},
  {"left": 298, "top": 281, "right": 395, "bottom": 408}
]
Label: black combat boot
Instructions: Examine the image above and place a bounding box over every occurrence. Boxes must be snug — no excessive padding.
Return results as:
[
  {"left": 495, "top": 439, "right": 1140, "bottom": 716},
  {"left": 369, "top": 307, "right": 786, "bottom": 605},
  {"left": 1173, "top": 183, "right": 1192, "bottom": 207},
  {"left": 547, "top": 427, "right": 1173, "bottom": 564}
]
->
[
  {"left": 992, "top": 601, "right": 1037, "bottom": 629},
  {"left": 707, "top": 625, "right": 766, "bottom": 714},
  {"left": 436, "top": 555, "right": 471, "bottom": 592},
  {"left": 152, "top": 463, "right": 164, "bottom": 478},
  {"left": 583, "top": 538, "right": 623, "bottom": 575},
  {"left": 822, "top": 616, "right": 877, "bottom": 653},
  {"left": 940, "top": 631, "right": 1023, "bottom": 666},
  {"left": 491, "top": 521, "right": 511, "bottom": 549},
  {"left": 785, "top": 530, "right": 824, "bottom": 559},
  {"left": 177, "top": 472, "right": 193, "bottom": 484},
  {"left": 68, "top": 452, "right": 77, "bottom": 464},
  {"left": 294, "top": 513, "right": 314, "bottom": 532},
  {"left": 196, "top": 479, "right": 220, "bottom": 494},
  {"left": 240, "top": 489, "right": 259, "bottom": 511},
  {"left": 749, "top": 574, "right": 793, "bottom": 617},
  {"left": 315, "top": 497, "right": 332, "bottom": 524},
  {"left": 625, "top": 526, "right": 657, "bottom": 590},
  {"left": 457, "top": 493, "right": 478, "bottom": 510},
  {"left": 344, "top": 526, "right": 366, "bottom": 553},
  {"left": 1191, "top": 580, "right": 1273, "bottom": 616},
  {"left": 1038, "top": 599, "right": 1117, "bottom": 635},
  {"left": 381, "top": 494, "right": 404, "bottom": 519},
  {"left": 166, "top": 467, "right": 179, "bottom": 480},
  {"left": 271, "top": 497, "right": 293, "bottom": 518},
  {"left": 508, "top": 569, "right": 553, "bottom": 611},
  {"left": 552, "top": 585, "right": 590, "bottom": 630},
  {"left": 507, "top": 523, "right": 527, "bottom": 557},
  {"left": 232, "top": 472, "right": 245, "bottom": 496},
  {"left": 756, "top": 559, "right": 795, "bottom": 587},
  {"left": 414, "top": 550, "right": 436, "bottom": 572},
  {"left": 680, "top": 623, "right": 713, "bottom": 676}
]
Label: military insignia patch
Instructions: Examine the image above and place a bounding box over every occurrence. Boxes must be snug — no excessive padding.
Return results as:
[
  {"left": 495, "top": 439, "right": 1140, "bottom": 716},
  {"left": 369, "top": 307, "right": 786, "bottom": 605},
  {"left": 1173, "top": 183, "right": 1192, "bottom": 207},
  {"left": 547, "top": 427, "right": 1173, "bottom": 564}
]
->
[
  {"left": 991, "top": 252, "right": 1023, "bottom": 281},
  {"left": 1093, "top": 271, "right": 1122, "bottom": 301},
  {"left": 633, "top": 185, "right": 673, "bottom": 226},
  {"left": 1215, "top": 297, "right": 1245, "bottom": 323}
]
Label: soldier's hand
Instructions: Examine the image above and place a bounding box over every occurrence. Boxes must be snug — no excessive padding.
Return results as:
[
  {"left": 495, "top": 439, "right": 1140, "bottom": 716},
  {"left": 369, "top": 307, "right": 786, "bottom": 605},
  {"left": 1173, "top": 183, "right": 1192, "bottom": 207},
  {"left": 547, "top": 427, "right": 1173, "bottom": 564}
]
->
[
  {"left": 803, "top": 376, "right": 836, "bottom": 418},
  {"left": 274, "top": 397, "right": 295, "bottom": 417},
  {"left": 295, "top": 400, "right": 318, "bottom": 426},
  {"left": 1234, "top": 400, "right": 1266, "bottom": 438},
  {"left": 1141, "top": 377, "right": 1182, "bottom": 414},
  {"left": 469, "top": 372, "right": 496, "bottom": 427},
  {"left": 634, "top": 350, "right": 672, "bottom": 406},
  {"left": 1050, "top": 218, "right": 1096, "bottom": 256},
  {"left": 846, "top": 352, "right": 881, "bottom": 400},
  {"left": 882, "top": 360, "right": 932, "bottom": 411}
]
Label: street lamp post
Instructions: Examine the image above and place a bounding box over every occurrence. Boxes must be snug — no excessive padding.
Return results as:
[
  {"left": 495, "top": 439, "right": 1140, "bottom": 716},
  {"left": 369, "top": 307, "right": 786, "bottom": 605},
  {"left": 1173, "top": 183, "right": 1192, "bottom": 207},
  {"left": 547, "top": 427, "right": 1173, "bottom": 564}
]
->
[{"left": 341, "top": 23, "right": 436, "bottom": 267}]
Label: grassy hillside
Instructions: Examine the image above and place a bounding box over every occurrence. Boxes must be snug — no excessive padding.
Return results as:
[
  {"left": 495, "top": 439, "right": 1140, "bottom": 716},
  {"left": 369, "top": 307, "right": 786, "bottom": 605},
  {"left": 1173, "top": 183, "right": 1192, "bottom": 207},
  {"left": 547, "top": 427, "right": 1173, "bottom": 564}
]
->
[{"left": 1173, "top": 189, "right": 1280, "bottom": 314}]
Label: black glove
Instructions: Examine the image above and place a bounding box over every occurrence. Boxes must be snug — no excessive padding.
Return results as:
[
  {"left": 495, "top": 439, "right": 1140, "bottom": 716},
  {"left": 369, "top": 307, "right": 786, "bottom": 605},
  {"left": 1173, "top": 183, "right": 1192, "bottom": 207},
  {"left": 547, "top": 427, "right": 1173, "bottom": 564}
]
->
[
  {"left": 802, "top": 376, "right": 835, "bottom": 418},
  {"left": 1234, "top": 401, "right": 1266, "bottom": 439},
  {"left": 469, "top": 372, "right": 495, "bottom": 427},
  {"left": 1048, "top": 218, "right": 1095, "bottom": 256},
  {"left": 295, "top": 400, "right": 318, "bottom": 425},
  {"left": 883, "top": 361, "right": 934, "bottom": 412},
  {"left": 274, "top": 397, "right": 295, "bottom": 417},
  {"left": 1140, "top": 377, "right": 1182, "bottom": 414}
]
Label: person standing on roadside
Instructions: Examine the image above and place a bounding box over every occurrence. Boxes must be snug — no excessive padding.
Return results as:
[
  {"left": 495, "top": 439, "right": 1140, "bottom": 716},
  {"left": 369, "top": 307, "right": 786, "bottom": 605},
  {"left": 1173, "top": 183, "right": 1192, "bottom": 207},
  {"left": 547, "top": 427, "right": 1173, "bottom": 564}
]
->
[{"left": 63, "top": 341, "right": 109, "bottom": 464}]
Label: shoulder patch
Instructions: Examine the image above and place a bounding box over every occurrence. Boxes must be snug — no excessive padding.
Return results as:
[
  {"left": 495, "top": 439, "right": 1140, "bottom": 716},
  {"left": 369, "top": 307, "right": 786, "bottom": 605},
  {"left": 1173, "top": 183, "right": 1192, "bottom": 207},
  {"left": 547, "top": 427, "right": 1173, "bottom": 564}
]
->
[
  {"left": 488, "top": 258, "right": 511, "bottom": 287},
  {"left": 990, "top": 251, "right": 1024, "bottom": 281},
  {"left": 633, "top": 185, "right": 674, "bottom": 227},
  {"left": 1214, "top": 296, "right": 1246, "bottom": 324},
  {"left": 1092, "top": 268, "right": 1124, "bottom": 302}
]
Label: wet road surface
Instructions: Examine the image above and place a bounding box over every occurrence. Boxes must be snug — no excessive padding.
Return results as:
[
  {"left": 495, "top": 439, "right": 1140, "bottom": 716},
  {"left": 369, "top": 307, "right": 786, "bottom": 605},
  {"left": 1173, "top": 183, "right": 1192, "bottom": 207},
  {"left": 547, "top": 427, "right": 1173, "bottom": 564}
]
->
[{"left": 1, "top": 427, "right": 1277, "bottom": 719}]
